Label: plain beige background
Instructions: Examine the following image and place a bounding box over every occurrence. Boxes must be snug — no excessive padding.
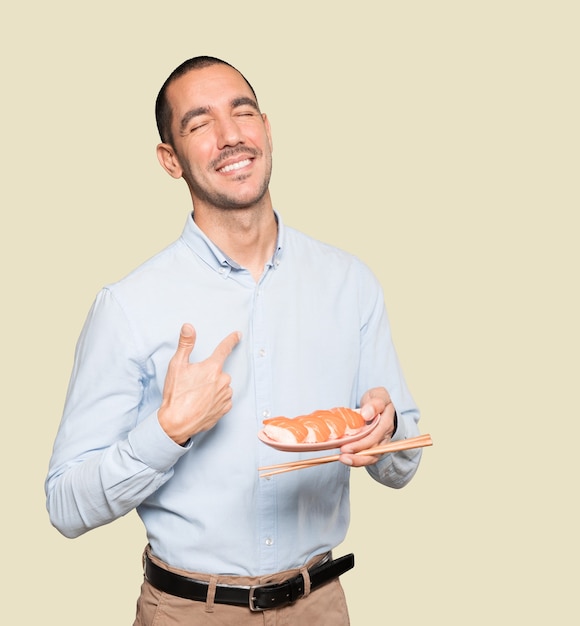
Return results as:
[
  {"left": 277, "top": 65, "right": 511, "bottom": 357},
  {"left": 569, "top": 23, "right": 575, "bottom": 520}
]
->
[{"left": 1, "top": 1, "right": 578, "bottom": 624}]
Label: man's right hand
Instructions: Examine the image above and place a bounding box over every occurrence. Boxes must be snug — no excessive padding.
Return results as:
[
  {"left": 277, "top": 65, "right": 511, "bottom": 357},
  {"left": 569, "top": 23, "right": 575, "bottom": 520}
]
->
[{"left": 158, "top": 323, "right": 241, "bottom": 445}]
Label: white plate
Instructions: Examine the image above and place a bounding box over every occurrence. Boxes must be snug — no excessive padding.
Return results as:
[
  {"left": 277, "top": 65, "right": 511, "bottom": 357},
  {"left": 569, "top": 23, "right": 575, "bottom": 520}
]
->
[{"left": 257, "top": 416, "right": 380, "bottom": 452}]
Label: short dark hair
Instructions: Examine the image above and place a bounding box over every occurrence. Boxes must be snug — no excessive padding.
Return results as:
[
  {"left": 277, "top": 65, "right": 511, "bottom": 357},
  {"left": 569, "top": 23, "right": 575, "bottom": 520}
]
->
[{"left": 155, "top": 55, "right": 259, "bottom": 146}]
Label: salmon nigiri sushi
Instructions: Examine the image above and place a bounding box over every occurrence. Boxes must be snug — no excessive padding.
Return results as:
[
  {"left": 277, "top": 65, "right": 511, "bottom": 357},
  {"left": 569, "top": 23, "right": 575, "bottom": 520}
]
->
[
  {"left": 297, "top": 415, "right": 332, "bottom": 443},
  {"left": 262, "top": 407, "right": 369, "bottom": 444},
  {"left": 329, "top": 407, "right": 367, "bottom": 434},
  {"left": 263, "top": 417, "right": 309, "bottom": 444},
  {"left": 311, "top": 409, "right": 348, "bottom": 439}
]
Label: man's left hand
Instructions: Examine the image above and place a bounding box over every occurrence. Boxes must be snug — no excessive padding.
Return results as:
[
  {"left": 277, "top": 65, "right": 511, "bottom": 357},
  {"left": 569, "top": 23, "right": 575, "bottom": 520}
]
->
[{"left": 339, "top": 387, "right": 395, "bottom": 467}]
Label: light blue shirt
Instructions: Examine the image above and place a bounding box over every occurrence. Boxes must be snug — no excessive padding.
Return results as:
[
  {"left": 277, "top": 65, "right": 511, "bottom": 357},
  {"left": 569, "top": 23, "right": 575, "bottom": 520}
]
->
[{"left": 46, "top": 212, "right": 421, "bottom": 576}]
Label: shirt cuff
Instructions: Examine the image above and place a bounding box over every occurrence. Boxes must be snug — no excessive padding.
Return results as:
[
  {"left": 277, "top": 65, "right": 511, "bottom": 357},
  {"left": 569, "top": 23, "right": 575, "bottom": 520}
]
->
[
  {"left": 128, "top": 411, "right": 192, "bottom": 472},
  {"left": 390, "top": 409, "right": 411, "bottom": 442}
]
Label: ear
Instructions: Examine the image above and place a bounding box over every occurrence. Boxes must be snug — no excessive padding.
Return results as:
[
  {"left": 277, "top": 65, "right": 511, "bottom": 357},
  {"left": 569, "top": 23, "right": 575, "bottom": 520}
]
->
[
  {"left": 156, "top": 143, "right": 184, "bottom": 179},
  {"left": 262, "top": 113, "right": 273, "bottom": 153}
]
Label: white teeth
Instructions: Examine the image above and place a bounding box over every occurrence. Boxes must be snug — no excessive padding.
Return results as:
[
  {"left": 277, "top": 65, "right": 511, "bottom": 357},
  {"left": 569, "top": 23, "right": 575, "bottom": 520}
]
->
[{"left": 219, "top": 159, "right": 251, "bottom": 173}]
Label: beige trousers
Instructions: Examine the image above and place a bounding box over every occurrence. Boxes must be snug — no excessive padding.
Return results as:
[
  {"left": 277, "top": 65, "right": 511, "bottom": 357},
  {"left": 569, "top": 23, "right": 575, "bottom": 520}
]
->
[{"left": 133, "top": 548, "right": 350, "bottom": 626}]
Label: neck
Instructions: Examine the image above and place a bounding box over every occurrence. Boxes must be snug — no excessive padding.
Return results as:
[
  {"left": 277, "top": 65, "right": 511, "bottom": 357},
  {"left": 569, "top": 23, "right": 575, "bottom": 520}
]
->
[{"left": 193, "top": 198, "right": 278, "bottom": 281}]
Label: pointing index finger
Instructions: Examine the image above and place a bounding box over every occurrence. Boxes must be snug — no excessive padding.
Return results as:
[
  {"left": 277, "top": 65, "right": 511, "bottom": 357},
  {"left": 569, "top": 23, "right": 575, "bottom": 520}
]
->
[{"left": 208, "top": 331, "right": 242, "bottom": 366}]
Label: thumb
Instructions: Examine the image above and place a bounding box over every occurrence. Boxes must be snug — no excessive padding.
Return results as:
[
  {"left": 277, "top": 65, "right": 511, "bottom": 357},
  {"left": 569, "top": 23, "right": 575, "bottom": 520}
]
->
[
  {"left": 360, "top": 404, "right": 376, "bottom": 421},
  {"left": 174, "top": 323, "right": 196, "bottom": 363}
]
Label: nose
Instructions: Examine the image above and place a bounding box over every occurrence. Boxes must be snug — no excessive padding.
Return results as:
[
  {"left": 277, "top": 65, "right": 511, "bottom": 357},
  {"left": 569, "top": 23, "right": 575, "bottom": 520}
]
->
[{"left": 215, "top": 116, "right": 243, "bottom": 149}]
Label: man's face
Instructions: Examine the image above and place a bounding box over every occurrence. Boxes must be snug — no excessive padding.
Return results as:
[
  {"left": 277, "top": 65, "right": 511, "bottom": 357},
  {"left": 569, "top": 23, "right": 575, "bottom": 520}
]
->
[{"left": 161, "top": 64, "right": 273, "bottom": 212}]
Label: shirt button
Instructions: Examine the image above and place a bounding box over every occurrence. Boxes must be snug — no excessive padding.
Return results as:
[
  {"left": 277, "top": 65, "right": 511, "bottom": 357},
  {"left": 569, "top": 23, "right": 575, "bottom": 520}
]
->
[
  {"left": 265, "top": 538, "right": 273, "bottom": 546},
  {"left": 262, "top": 409, "right": 271, "bottom": 418},
  {"left": 258, "top": 348, "right": 266, "bottom": 357}
]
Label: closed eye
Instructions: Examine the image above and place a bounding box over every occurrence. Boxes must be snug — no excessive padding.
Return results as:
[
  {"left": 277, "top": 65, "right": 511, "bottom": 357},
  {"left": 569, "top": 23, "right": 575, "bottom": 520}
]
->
[{"left": 190, "top": 121, "right": 209, "bottom": 133}]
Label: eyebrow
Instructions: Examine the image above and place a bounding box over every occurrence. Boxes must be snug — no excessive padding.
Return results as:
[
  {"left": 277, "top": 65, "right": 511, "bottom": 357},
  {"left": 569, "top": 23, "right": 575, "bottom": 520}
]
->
[
  {"left": 179, "top": 106, "right": 210, "bottom": 135},
  {"left": 231, "top": 96, "right": 260, "bottom": 111},
  {"left": 178, "top": 97, "right": 260, "bottom": 135}
]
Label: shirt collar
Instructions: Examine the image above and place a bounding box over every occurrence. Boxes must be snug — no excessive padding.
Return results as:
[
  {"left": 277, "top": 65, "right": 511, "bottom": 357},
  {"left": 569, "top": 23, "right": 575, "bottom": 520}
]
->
[{"left": 179, "top": 210, "right": 284, "bottom": 276}]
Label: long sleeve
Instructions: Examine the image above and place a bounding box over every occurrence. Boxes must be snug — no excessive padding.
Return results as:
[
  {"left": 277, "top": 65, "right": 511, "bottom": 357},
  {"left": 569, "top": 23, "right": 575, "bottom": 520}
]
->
[
  {"left": 354, "top": 264, "right": 422, "bottom": 488},
  {"left": 45, "top": 288, "right": 190, "bottom": 538},
  {"left": 365, "top": 413, "right": 423, "bottom": 487}
]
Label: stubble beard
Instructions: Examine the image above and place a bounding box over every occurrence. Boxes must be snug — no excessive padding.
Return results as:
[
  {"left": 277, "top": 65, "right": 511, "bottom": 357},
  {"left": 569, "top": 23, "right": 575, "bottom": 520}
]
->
[{"left": 183, "top": 146, "right": 272, "bottom": 212}]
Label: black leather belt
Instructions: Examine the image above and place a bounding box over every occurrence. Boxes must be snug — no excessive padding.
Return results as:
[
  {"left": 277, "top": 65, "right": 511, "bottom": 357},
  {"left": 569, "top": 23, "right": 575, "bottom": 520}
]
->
[{"left": 144, "top": 552, "right": 354, "bottom": 611}]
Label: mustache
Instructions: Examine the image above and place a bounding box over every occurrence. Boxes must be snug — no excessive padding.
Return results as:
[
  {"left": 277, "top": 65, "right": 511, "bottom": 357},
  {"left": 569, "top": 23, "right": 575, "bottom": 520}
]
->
[{"left": 210, "top": 146, "right": 262, "bottom": 170}]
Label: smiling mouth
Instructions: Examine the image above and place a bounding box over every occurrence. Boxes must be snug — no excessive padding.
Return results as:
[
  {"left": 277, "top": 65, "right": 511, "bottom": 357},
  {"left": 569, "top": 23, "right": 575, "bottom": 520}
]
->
[{"left": 217, "top": 158, "right": 252, "bottom": 174}]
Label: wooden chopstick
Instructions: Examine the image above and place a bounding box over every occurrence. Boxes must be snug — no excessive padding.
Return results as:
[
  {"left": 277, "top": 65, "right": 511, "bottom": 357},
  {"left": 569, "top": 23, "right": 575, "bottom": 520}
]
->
[
  {"left": 259, "top": 434, "right": 432, "bottom": 471},
  {"left": 259, "top": 433, "right": 432, "bottom": 477}
]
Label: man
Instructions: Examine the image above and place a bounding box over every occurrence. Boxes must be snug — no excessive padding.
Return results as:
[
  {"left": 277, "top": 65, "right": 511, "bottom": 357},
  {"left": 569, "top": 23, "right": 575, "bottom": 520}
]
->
[{"left": 46, "top": 56, "right": 422, "bottom": 625}]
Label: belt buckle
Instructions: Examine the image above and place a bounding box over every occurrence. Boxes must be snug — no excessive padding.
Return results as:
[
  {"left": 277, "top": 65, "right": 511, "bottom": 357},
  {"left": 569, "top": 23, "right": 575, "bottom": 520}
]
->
[{"left": 248, "top": 585, "right": 266, "bottom": 612}]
